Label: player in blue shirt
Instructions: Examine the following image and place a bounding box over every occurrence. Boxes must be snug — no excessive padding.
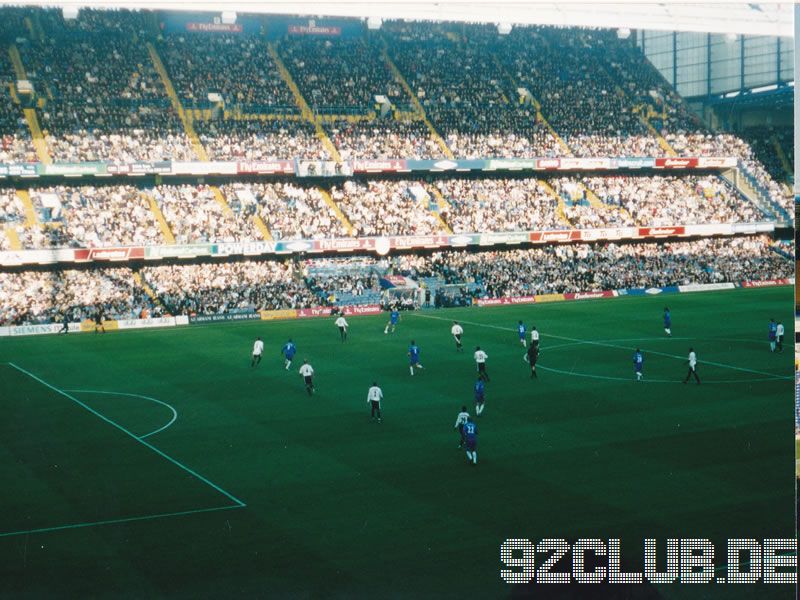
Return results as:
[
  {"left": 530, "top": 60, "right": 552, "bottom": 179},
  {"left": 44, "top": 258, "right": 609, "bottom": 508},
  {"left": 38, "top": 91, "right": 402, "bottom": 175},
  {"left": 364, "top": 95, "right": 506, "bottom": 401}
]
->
[
  {"left": 408, "top": 340, "right": 425, "bottom": 376},
  {"left": 633, "top": 348, "right": 644, "bottom": 381},
  {"left": 384, "top": 309, "right": 400, "bottom": 335},
  {"left": 517, "top": 320, "right": 527, "bottom": 347},
  {"left": 663, "top": 307, "right": 671, "bottom": 337},
  {"left": 463, "top": 418, "right": 478, "bottom": 465},
  {"left": 281, "top": 339, "right": 297, "bottom": 370},
  {"left": 474, "top": 378, "right": 486, "bottom": 416},
  {"left": 768, "top": 318, "right": 777, "bottom": 352}
]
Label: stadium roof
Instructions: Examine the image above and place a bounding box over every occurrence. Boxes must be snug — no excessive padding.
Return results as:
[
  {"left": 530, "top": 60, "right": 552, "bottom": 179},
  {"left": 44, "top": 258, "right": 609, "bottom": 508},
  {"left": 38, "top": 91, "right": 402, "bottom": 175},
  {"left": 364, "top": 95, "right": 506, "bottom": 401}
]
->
[{"left": 10, "top": 1, "right": 795, "bottom": 38}]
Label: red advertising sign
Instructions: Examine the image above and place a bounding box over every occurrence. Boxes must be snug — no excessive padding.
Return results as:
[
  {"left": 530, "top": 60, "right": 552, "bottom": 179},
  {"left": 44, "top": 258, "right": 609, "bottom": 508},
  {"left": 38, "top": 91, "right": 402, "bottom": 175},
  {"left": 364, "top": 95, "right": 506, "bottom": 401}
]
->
[
  {"left": 288, "top": 24, "right": 342, "bottom": 35},
  {"left": 351, "top": 159, "right": 408, "bottom": 173},
  {"left": 536, "top": 158, "right": 561, "bottom": 170},
  {"left": 314, "top": 238, "right": 376, "bottom": 252},
  {"left": 655, "top": 158, "right": 698, "bottom": 169},
  {"left": 740, "top": 279, "right": 791, "bottom": 288},
  {"left": 391, "top": 235, "right": 449, "bottom": 249},
  {"left": 530, "top": 230, "right": 580, "bottom": 243},
  {"left": 296, "top": 304, "right": 381, "bottom": 318},
  {"left": 638, "top": 227, "right": 686, "bottom": 237},
  {"left": 74, "top": 247, "right": 145, "bottom": 261},
  {"left": 342, "top": 305, "right": 382, "bottom": 316},
  {"left": 236, "top": 160, "right": 294, "bottom": 174},
  {"left": 697, "top": 157, "right": 736, "bottom": 168},
  {"left": 563, "top": 291, "right": 616, "bottom": 300},
  {"left": 186, "top": 22, "right": 243, "bottom": 33},
  {"left": 475, "top": 296, "right": 536, "bottom": 306}
]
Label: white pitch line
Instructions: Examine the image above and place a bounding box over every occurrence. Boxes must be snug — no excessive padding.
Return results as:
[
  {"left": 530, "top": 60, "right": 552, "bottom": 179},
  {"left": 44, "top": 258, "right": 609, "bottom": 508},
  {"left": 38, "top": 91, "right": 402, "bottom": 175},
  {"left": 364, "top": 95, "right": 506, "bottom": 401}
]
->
[
  {"left": 65, "top": 389, "right": 178, "bottom": 439},
  {"left": 7, "top": 363, "right": 246, "bottom": 507},
  {"left": 410, "top": 313, "right": 790, "bottom": 380}
]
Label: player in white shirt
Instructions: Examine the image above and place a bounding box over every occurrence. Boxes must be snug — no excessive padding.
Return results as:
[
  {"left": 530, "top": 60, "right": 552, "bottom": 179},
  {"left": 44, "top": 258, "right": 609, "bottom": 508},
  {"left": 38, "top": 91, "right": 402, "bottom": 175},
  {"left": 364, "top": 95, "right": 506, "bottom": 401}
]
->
[
  {"left": 776, "top": 321, "right": 785, "bottom": 352},
  {"left": 454, "top": 405, "right": 470, "bottom": 448},
  {"left": 530, "top": 326, "right": 540, "bottom": 348},
  {"left": 451, "top": 321, "right": 464, "bottom": 352},
  {"left": 682, "top": 348, "right": 700, "bottom": 384},
  {"left": 251, "top": 337, "right": 264, "bottom": 367},
  {"left": 474, "top": 346, "right": 489, "bottom": 381},
  {"left": 335, "top": 316, "right": 349, "bottom": 342},
  {"left": 299, "top": 360, "right": 315, "bottom": 395},
  {"left": 367, "top": 382, "right": 383, "bottom": 422}
]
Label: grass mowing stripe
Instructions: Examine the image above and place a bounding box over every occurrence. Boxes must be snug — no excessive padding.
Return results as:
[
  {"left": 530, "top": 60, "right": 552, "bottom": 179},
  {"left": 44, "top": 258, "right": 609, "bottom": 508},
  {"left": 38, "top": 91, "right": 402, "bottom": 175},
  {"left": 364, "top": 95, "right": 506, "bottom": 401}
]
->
[
  {"left": 7, "top": 363, "right": 246, "bottom": 508},
  {"left": 0, "top": 504, "right": 244, "bottom": 539},
  {"left": 410, "top": 313, "right": 789, "bottom": 379}
]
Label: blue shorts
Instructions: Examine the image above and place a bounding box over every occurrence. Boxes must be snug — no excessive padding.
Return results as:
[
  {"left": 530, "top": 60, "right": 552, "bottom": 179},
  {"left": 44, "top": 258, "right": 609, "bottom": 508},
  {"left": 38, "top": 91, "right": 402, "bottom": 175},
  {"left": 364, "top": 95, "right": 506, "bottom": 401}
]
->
[
  {"left": 635, "top": 366, "right": 642, "bottom": 373},
  {"left": 465, "top": 437, "right": 477, "bottom": 451}
]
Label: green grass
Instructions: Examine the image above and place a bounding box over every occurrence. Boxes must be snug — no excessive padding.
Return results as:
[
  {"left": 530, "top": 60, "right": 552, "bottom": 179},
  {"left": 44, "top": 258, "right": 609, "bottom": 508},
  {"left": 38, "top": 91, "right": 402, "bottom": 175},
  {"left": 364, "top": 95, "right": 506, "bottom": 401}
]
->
[{"left": 0, "top": 287, "right": 794, "bottom": 599}]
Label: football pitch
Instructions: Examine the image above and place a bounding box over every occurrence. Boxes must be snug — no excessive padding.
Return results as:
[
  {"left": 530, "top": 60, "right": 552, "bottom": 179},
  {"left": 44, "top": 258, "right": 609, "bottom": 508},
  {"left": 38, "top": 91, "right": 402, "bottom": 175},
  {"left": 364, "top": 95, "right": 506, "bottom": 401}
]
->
[{"left": 0, "top": 287, "right": 794, "bottom": 599}]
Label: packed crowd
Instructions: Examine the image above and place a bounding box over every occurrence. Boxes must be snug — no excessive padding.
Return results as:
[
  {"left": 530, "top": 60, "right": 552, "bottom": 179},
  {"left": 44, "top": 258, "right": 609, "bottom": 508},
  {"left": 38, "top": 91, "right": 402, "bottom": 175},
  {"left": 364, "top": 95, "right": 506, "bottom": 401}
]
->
[
  {"left": 0, "top": 53, "right": 36, "bottom": 162},
  {"left": 16, "top": 185, "right": 164, "bottom": 248},
  {"left": 397, "top": 235, "right": 791, "bottom": 297},
  {"left": 665, "top": 133, "right": 793, "bottom": 215},
  {"left": 18, "top": 13, "right": 196, "bottom": 161},
  {"left": 159, "top": 34, "right": 297, "bottom": 112},
  {"left": 152, "top": 184, "right": 260, "bottom": 244},
  {"left": 0, "top": 188, "right": 25, "bottom": 250},
  {"left": 433, "top": 177, "right": 563, "bottom": 233},
  {"left": 279, "top": 37, "right": 404, "bottom": 113},
  {"left": 740, "top": 126, "right": 793, "bottom": 185},
  {"left": 330, "top": 179, "right": 445, "bottom": 236},
  {"left": 1, "top": 230, "right": 790, "bottom": 324},
  {"left": 220, "top": 182, "right": 349, "bottom": 240},
  {"left": 383, "top": 22, "right": 561, "bottom": 159},
  {"left": 497, "top": 27, "right": 662, "bottom": 157},
  {"left": 0, "top": 267, "right": 157, "bottom": 325},
  {"left": 195, "top": 119, "right": 328, "bottom": 160},
  {"left": 327, "top": 118, "right": 442, "bottom": 160},
  {"left": 0, "top": 172, "right": 774, "bottom": 251},
  {"left": 140, "top": 260, "right": 318, "bottom": 315},
  {"left": 582, "top": 175, "right": 764, "bottom": 226}
]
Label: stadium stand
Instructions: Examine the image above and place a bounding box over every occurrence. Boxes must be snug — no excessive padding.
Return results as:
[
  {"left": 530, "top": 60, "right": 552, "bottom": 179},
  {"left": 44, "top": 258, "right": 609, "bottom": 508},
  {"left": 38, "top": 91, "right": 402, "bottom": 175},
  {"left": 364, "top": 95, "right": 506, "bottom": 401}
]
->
[
  {"left": 0, "top": 266, "right": 158, "bottom": 325},
  {"left": 140, "top": 260, "right": 318, "bottom": 315},
  {"left": 0, "top": 234, "right": 791, "bottom": 324},
  {"left": 17, "top": 9, "right": 195, "bottom": 162}
]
